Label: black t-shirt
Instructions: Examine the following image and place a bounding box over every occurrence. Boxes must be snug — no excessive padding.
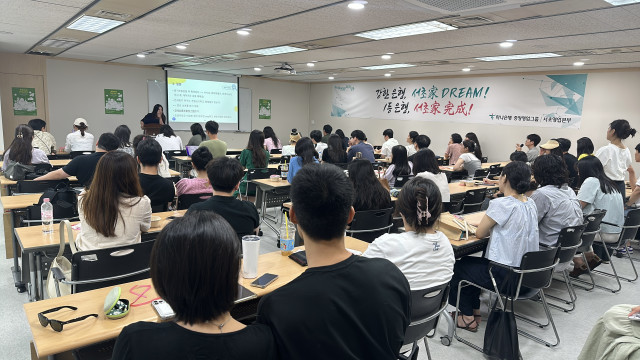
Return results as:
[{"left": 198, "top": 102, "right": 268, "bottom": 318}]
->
[
  {"left": 322, "top": 149, "right": 348, "bottom": 164},
  {"left": 187, "top": 196, "right": 260, "bottom": 239},
  {"left": 257, "top": 255, "right": 411, "bottom": 360},
  {"left": 141, "top": 112, "right": 161, "bottom": 124},
  {"left": 62, "top": 152, "right": 105, "bottom": 186},
  {"left": 563, "top": 153, "right": 579, "bottom": 188},
  {"left": 138, "top": 173, "right": 175, "bottom": 207},
  {"left": 112, "top": 321, "right": 276, "bottom": 360}
]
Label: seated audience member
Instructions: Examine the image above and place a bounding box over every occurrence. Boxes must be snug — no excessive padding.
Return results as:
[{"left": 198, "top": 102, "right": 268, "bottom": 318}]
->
[
  {"left": 309, "top": 130, "right": 327, "bottom": 159},
  {"left": 132, "top": 135, "right": 170, "bottom": 178},
  {"left": 571, "top": 156, "right": 624, "bottom": 276},
  {"left": 452, "top": 140, "right": 482, "bottom": 177},
  {"left": 414, "top": 148, "right": 450, "bottom": 202},
  {"left": 76, "top": 151, "right": 151, "bottom": 251},
  {"left": 239, "top": 130, "right": 270, "bottom": 195},
  {"left": 578, "top": 304, "right": 640, "bottom": 359},
  {"left": 263, "top": 126, "right": 282, "bottom": 152},
  {"left": 322, "top": 134, "right": 348, "bottom": 164},
  {"left": 155, "top": 124, "right": 183, "bottom": 152},
  {"left": 281, "top": 129, "right": 301, "bottom": 156},
  {"left": 510, "top": 150, "right": 529, "bottom": 163},
  {"left": 257, "top": 163, "right": 410, "bottom": 360},
  {"left": 140, "top": 104, "right": 166, "bottom": 128},
  {"left": 348, "top": 159, "right": 392, "bottom": 211},
  {"left": 136, "top": 139, "right": 176, "bottom": 209},
  {"left": 556, "top": 137, "right": 579, "bottom": 188},
  {"left": 2, "top": 124, "right": 50, "bottom": 172},
  {"left": 288, "top": 137, "right": 319, "bottom": 184},
  {"left": 335, "top": 129, "right": 349, "bottom": 149},
  {"left": 530, "top": 155, "right": 582, "bottom": 247},
  {"left": 347, "top": 130, "right": 375, "bottom": 162},
  {"left": 384, "top": 145, "right": 413, "bottom": 188},
  {"left": 199, "top": 120, "right": 227, "bottom": 158},
  {"left": 465, "top": 132, "right": 483, "bottom": 160},
  {"left": 187, "top": 157, "right": 259, "bottom": 239},
  {"left": 28, "top": 118, "right": 56, "bottom": 155},
  {"left": 448, "top": 161, "right": 538, "bottom": 331},
  {"left": 407, "top": 134, "right": 431, "bottom": 162},
  {"left": 540, "top": 139, "right": 564, "bottom": 157},
  {"left": 186, "top": 123, "right": 206, "bottom": 146},
  {"left": 405, "top": 130, "right": 419, "bottom": 157},
  {"left": 321, "top": 124, "right": 332, "bottom": 143},
  {"left": 626, "top": 143, "right": 640, "bottom": 208},
  {"left": 364, "top": 177, "right": 455, "bottom": 289},
  {"left": 65, "top": 118, "right": 94, "bottom": 152},
  {"left": 515, "top": 133, "right": 541, "bottom": 162},
  {"left": 596, "top": 119, "right": 636, "bottom": 198},
  {"left": 36, "top": 133, "right": 119, "bottom": 186},
  {"left": 175, "top": 147, "right": 213, "bottom": 197},
  {"left": 444, "top": 133, "right": 464, "bottom": 165},
  {"left": 380, "top": 129, "right": 399, "bottom": 159},
  {"left": 114, "top": 124, "right": 134, "bottom": 156},
  {"left": 577, "top": 136, "right": 595, "bottom": 160},
  {"left": 113, "top": 212, "right": 275, "bottom": 360}
]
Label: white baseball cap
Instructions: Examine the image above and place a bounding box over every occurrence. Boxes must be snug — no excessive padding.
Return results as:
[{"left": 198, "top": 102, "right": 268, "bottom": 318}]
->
[{"left": 74, "top": 118, "right": 88, "bottom": 127}]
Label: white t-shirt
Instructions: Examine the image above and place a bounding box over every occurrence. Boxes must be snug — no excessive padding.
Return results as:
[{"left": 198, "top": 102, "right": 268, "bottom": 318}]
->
[
  {"left": 459, "top": 153, "right": 481, "bottom": 177},
  {"left": 155, "top": 134, "right": 183, "bottom": 152},
  {"left": 415, "top": 171, "right": 450, "bottom": 203},
  {"left": 381, "top": 138, "right": 399, "bottom": 158},
  {"left": 405, "top": 144, "right": 417, "bottom": 157},
  {"left": 315, "top": 142, "right": 328, "bottom": 159},
  {"left": 363, "top": 231, "right": 455, "bottom": 290},
  {"left": 595, "top": 143, "right": 632, "bottom": 181},
  {"left": 65, "top": 131, "right": 94, "bottom": 152}
]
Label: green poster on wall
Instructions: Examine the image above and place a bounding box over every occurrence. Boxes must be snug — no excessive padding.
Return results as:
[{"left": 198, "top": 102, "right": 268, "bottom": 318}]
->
[
  {"left": 259, "top": 99, "right": 271, "bottom": 119},
  {"left": 104, "top": 89, "right": 124, "bottom": 114},
  {"left": 12, "top": 87, "right": 37, "bottom": 116}
]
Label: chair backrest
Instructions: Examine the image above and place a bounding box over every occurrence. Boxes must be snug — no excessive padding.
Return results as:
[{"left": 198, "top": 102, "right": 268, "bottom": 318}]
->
[
  {"left": 619, "top": 208, "right": 640, "bottom": 244},
  {"left": 279, "top": 155, "right": 291, "bottom": 164},
  {"left": 394, "top": 174, "right": 414, "bottom": 188},
  {"left": 151, "top": 203, "right": 168, "bottom": 213},
  {"left": 177, "top": 192, "right": 212, "bottom": 210},
  {"left": 70, "top": 151, "right": 94, "bottom": 159},
  {"left": 71, "top": 240, "right": 155, "bottom": 293},
  {"left": 473, "top": 168, "right": 489, "bottom": 179},
  {"left": 556, "top": 224, "right": 586, "bottom": 263},
  {"left": 16, "top": 179, "right": 69, "bottom": 193},
  {"left": 519, "top": 247, "right": 560, "bottom": 290},
  {"left": 26, "top": 202, "right": 78, "bottom": 223},
  {"left": 580, "top": 209, "right": 607, "bottom": 250},
  {"left": 437, "top": 158, "right": 448, "bottom": 166},
  {"left": 487, "top": 165, "right": 503, "bottom": 178},
  {"left": 403, "top": 282, "right": 450, "bottom": 347},
  {"left": 347, "top": 207, "right": 394, "bottom": 243},
  {"left": 270, "top": 148, "right": 282, "bottom": 154},
  {"left": 481, "top": 156, "right": 489, "bottom": 163},
  {"left": 462, "top": 188, "right": 486, "bottom": 214},
  {"left": 245, "top": 168, "right": 278, "bottom": 196}
]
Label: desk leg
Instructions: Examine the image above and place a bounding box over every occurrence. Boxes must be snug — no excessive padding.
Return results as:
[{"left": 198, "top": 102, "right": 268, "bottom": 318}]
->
[
  {"left": 255, "top": 186, "right": 280, "bottom": 239},
  {"left": 8, "top": 210, "right": 26, "bottom": 292},
  {"left": 36, "top": 253, "right": 43, "bottom": 300},
  {"left": 29, "top": 253, "right": 37, "bottom": 301}
]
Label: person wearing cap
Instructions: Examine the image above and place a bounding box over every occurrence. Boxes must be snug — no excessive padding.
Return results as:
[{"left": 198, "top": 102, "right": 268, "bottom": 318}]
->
[
  {"left": 515, "top": 134, "right": 541, "bottom": 162},
  {"left": 64, "top": 118, "right": 94, "bottom": 152},
  {"left": 539, "top": 139, "right": 564, "bottom": 157},
  {"left": 282, "top": 129, "right": 301, "bottom": 156}
]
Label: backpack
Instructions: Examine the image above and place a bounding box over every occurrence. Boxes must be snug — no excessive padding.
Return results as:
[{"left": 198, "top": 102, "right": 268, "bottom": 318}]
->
[
  {"left": 38, "top": 183, "right": 79, "bottom": 218},
  {"left": 4, "top": 159, "right": 35, "bottom": 180}
]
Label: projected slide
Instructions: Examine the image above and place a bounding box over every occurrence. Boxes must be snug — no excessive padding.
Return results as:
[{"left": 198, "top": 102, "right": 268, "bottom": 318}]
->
[{"left": 167, "top": 77, "right": 238, "bottom": 124}]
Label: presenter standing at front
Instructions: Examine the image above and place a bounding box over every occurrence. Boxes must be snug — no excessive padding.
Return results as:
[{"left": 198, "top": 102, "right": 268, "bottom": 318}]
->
[{"left": 140, "top": 104, "right": 166, "bottom": 129}]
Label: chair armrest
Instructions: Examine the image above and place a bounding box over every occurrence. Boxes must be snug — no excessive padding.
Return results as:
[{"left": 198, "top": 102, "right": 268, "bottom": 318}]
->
[{"left": 600, "top": 221, "right": 621, "bottom": 228}]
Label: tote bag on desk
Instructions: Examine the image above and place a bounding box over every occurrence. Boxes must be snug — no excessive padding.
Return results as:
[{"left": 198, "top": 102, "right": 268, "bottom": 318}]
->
[
  {"left": 46, "top": 220, "right": 77, "bottom": 298},
  {"left": 4, "top": 159, "right": 34, "bottom": 180}
]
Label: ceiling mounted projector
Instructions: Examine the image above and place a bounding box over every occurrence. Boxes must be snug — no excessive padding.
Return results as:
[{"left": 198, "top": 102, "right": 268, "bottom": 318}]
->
[{"left": 274, "top": 63, "right": 296, "bottom": 75}]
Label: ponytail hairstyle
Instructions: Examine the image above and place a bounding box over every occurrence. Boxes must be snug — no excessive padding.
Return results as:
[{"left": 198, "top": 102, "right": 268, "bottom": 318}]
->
[
  {"left": 395, "top": 177, "right": 442, "bottom": 233},
  {"left": 501, "top": 161, "right": 532, "bottom": 194},
  {"left": 247, "top": 129, "right": 266, "bottom": 168},
  {"left": 465, "top": 132, "right": 482, "bottom": 159},
  {"left": 390, "top": 145, "right": 411, "bottom": 177},
  {"left": 462, "top": 139, "right": 476, "bottom": 154},
  {"left": 76, "top": 122, "right": 88, "bottom": 137},
  {"left": 190, "top": 123, "right": 206, "bottom": 142},
  {"left": 294, "top": 137, "right": 318, "bottom": 166},
  {"left": 610, "top": 119, "right": 637, "bottom": 140},
  {"left": 6, "top": 124, "right": 35, "bottom": 165}
]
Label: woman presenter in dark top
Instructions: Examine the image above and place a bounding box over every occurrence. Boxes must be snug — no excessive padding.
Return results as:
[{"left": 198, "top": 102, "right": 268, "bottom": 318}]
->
[{"left": 140, "top": 104, "right": 166, "bottom": 129}]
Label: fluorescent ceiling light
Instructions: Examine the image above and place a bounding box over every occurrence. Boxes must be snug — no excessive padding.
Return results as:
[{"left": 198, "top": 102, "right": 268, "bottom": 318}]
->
[
  {"left": 328, "top": 76, "right": 335, "bottom": 80},
  {"left": 348, "top": 1, "right": 367, "bottom": 10},
  {"left": 176, "top": 44, "right": 187, "bottom": 50},
  {"left": 476, "top": 53, "right": 561, "bottom": 61},
  {"left": 355, "top": 21, "right": 456, "bottom": 40},
  {"left": 136, "top": 53, "right": 146, "bottom": 58},
  {"left": 237, "top": 29, "right": 252, "bottom": 36},
  {"left": 462, "top": 68, "right": 471, "bottom": 72},
  {"left": 306, "top": 62, "right": 315, "bottom": 67},
  {"left": 381, "top": 54, "right": 391, "bottom": 60},
  {"left": 248, "top": 46, "right": 307, "bottom": 56},
  {"left": 499, "top": 42, "right": 514, "bottom": 48},
  {"left": 360, "top": 63, "right": 415, "bottom": 70},
  {"left": 253, "top": 67, "right": 262, "bottom": 71},
  {"left": 384, "top": 73, "right": 391, "bottom": 77},
  {"left": 67, "top": 15, "right": 124, "bottom": 33},
  {"left": 604, "top": 0, "right": 640, "bottom": 5},
  {"left": 573, "top": 61, "right": 585, "bottom": 66}
]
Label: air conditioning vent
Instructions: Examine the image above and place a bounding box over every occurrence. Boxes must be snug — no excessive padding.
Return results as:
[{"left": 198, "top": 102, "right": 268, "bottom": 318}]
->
[
  {"left": 94, "top": 10, "right": 132, "bottom": 20},
  {"left": 402, "top": 0, "right": 535, "bottom": 15},
  {"left": 27, "top": 50, "right": 54, "bottom": 56},
  {"left": 450, "top": 16, "right": 493, "bottom": 26},
  {"left": 163, "top": 51, "right": 195, "bottom": 58},
  {"left": 40, "top": 39, "right": 78, "bottom": 49}
]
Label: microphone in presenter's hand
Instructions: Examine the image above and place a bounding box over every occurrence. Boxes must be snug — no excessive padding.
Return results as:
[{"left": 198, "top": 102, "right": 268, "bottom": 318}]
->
[{"left": 519, "top": 144, "right": 524, "bottom": 148}]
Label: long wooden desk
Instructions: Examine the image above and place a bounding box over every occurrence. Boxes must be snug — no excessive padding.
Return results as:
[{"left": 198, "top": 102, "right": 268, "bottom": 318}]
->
[
  {"left": 448, "top": 182, "right": 499, "bottom": 196},
  {"left": 0, "top": 159, "right": 71, "bottom": 169}
]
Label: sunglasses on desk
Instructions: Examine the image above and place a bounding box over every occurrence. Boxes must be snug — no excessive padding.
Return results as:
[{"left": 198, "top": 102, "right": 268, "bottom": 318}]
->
[{"left": 38, "top": 305, "right": 98, "bottom": 332}]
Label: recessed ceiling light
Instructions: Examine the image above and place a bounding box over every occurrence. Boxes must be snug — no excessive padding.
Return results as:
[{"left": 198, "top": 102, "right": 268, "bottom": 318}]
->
[
  {"left": 176, "top": 44, "right": 187, "bottom": 50},
  {"left": 136, "top": 53, "right": 146, "bottom": 58},
  {"left": 384, "top": 73, "right": 391, "bottom": 77},
  {"left": 462, "top": 68, "right": 471, "bottom": 72},
  {"left": 236, "top": 29, "right": 252, "bottom": 36},
  {"left": 476, "top": 53, "right": 561, "bottom": 61},
  {"left": 328, "top": 76, "right": 335, "bottom": 80},
  {"left": 248, "top": 46, "right": 307, "bottom": 56},
  {"left": 573, "top": 61, "right": 585, "bottom": 66},
  {"left": 306, "top": 62, "right": 315, "bottom": 67},
  {"left": 604, "top": 0, "right": 640, "bottom": 5},
  {"left": 67, "top": 15, "right": 124, "bottom": 33},
  {"left": 355, "top": 21, "right": 456, "bottom": 40},
  {"left": 499, "top": 41, "right": 514, "bottom": 48},
  {"left": 360, "top": 64, "right": 415, "bottom": 70},
  {"left": 254, "top": 67, "right": 262, "bottom": 71},
  {"left": 381, "top": 54, "right": 391, "bottom": 60},
  {"left": 348, "top": 1, "right": 367, "bottom": 10}
]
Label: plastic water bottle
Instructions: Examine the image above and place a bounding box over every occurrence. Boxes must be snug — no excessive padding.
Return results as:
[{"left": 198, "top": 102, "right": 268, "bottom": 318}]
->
[{"left": 41, "top": 198, "right": 54, "bottom": 234}]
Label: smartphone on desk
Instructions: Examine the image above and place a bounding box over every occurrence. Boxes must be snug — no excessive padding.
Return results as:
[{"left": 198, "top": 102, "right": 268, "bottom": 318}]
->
[
  {"left": 250, "top": 273, "right": 279, "bottom": 289},
  {"left": 152, "top": 299, "right": 175, "bottom": 320}
]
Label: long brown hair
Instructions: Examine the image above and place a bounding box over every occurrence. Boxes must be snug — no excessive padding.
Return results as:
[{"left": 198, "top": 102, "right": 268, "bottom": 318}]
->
[
  {"left": 80, "top": 151, "right": 143, "bottom": 237},
  {"left": 6, "top": 124, "right": 34, "bottom": 164},
  {"left": 247, "top": 129, "right": 266, "bottom": 168}
]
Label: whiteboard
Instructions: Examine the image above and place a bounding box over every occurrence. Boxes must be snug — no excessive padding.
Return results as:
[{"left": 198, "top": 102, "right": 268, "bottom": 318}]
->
[{"left": 147, "top": 79, "right": 166, "bottom": 113}]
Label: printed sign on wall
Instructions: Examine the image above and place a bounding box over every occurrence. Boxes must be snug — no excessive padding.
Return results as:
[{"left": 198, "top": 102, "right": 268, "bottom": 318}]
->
[
  {"left": 12, "top": 87, "right": 37, "bottom": 116},
  {"left": 104, "top": 89, "right": 124, "bottom": 114},
  {"left": 331, "top": 74, "right": 588, "bottom": 128},
  {"left": 259, "top": 99, "right": 271, "bottom": 119}
]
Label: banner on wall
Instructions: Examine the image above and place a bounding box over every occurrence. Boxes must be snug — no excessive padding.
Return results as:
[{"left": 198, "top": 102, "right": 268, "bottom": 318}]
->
[
  {"left": 331, "top": 74, "right": 588, "bottom": 128},
  {"left": 12, "top": 87, "right": 37, "bottom": 116},
  {"left": 104, "top": 89, "right": 124, "bottom": 114}
]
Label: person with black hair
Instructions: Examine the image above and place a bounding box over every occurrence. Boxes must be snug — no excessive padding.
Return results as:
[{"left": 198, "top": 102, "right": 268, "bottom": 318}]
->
[
  {"left": 448, "top": 161, "right": 539, "bottom": 331},
  {"left": 187, "top": 157, "right": 259, "bottom": 240},
  {"left": 556, "top": 137, "right": 579, "bottom": 187},
  {"left": 405, "top": 130, "right": 419, "bottom": 156},
  {"left": 509, "top": 151, "right": 529, "bottom": 163},
  {"left": 186, "top": 123, "right": 206, "bottom": 146},
  {"left": 364, "top": 176, "right": 454, "bottom": 290},
  {"left": 114, "top": 124, "right": 134, "bottom": 156},
  {"left": 64, "top": 118, "right": 94, "bottom": 152},
  {"left": 414, "top": 148, "right": 450, "bottom": 202},
  {"left": 257, "top": 163, "right": 410, "bottom": 360},
  {"left": 310, "top": 130, "right": 327, "bottom": 158},
  {"left": 347, "top": 130, "right": 375, "bottom": 162},
  {"left": 155, "top": 124, "right": 183, "bottom": 152},
  {"left": 112, "top": 212, "right": 276, "bottom": 360},
  {"left": 2, "top": 124, "right": 50, "bottom": 173},
  {"left": 596, "top": 119, "right": 637, "bottom": 197},
  {"left": 288, "top": 137, "right": 319, "bottom": 184},
  {"left": 452, "top": 140, "right": 481, "bottom": 177},
  {"left": 175, "top": 147, "right": 213, "bottom": 197},
  {"left": 140, "top": 104, "right": 167, "bottom": 128},
  {"left": 384, "top": 145, "right": 412, "bottom": 187},
  {"left": 407, "top": 134, "right": 431, "bottom": 162},
  {"left": 199, "top": 120, "right": 227, "bottom": 158},
  {"left": 335, "top": 129, "right": 349, "bottom": 149},
  {"left": 380, "top": 129, "right": 399, "bottom": 159},
  {"left": 263, "top": 126, "right": 282, "bottom": 152},
  {"left": 28, "top": 118, "right": 56, "bottom": 155},
  {"left": 530, "top": 155, "right": 582, "bottom": 247},
  {"left": 137, "top": 139, "right": 176, "bottom": 208},
  {"left": 516, "top": 133, "right": 541, "bottom": 162},
  {"left": 348, "top": 159, "right": 392, "bottom": 211},
  {"left": 444, "top": 133, "right": 463, "bottom": 165},
  {"left": 577, "top": 137, "right": 595, "bottom": 160},
  {"left": 626, "top": 143, "right": 640, "bottom": 208},
  {"left": 321, "top": 124, "right": 332, "bottom": 143},
  {"left": 321, "top": 134, "right": 348, "bottom": 164},
  {"left": 36, "top": 132, "right": 119, "bottom": 186},
  {"left": 464, "top": 132, "right": 483, "bottom": 160},
  {"left": 239, "top": 130, "right": 270, "bottom": 195}
]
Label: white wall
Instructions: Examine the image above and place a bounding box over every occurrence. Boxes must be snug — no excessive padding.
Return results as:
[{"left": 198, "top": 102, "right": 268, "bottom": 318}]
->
[{"left": 309, "top": 70, "right": 640, "bottom": 170}]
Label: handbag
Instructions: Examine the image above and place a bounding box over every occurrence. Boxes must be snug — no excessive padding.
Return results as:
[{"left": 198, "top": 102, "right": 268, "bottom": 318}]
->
[
  {"left": 45, "top": 220, "right": 78, "bottom": 298},
  {"left": 483, "top": 272, "right": 522, "bottom": 360},
  {"left": 4, "top": 159, "right": 35, "bottom": 180}
]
